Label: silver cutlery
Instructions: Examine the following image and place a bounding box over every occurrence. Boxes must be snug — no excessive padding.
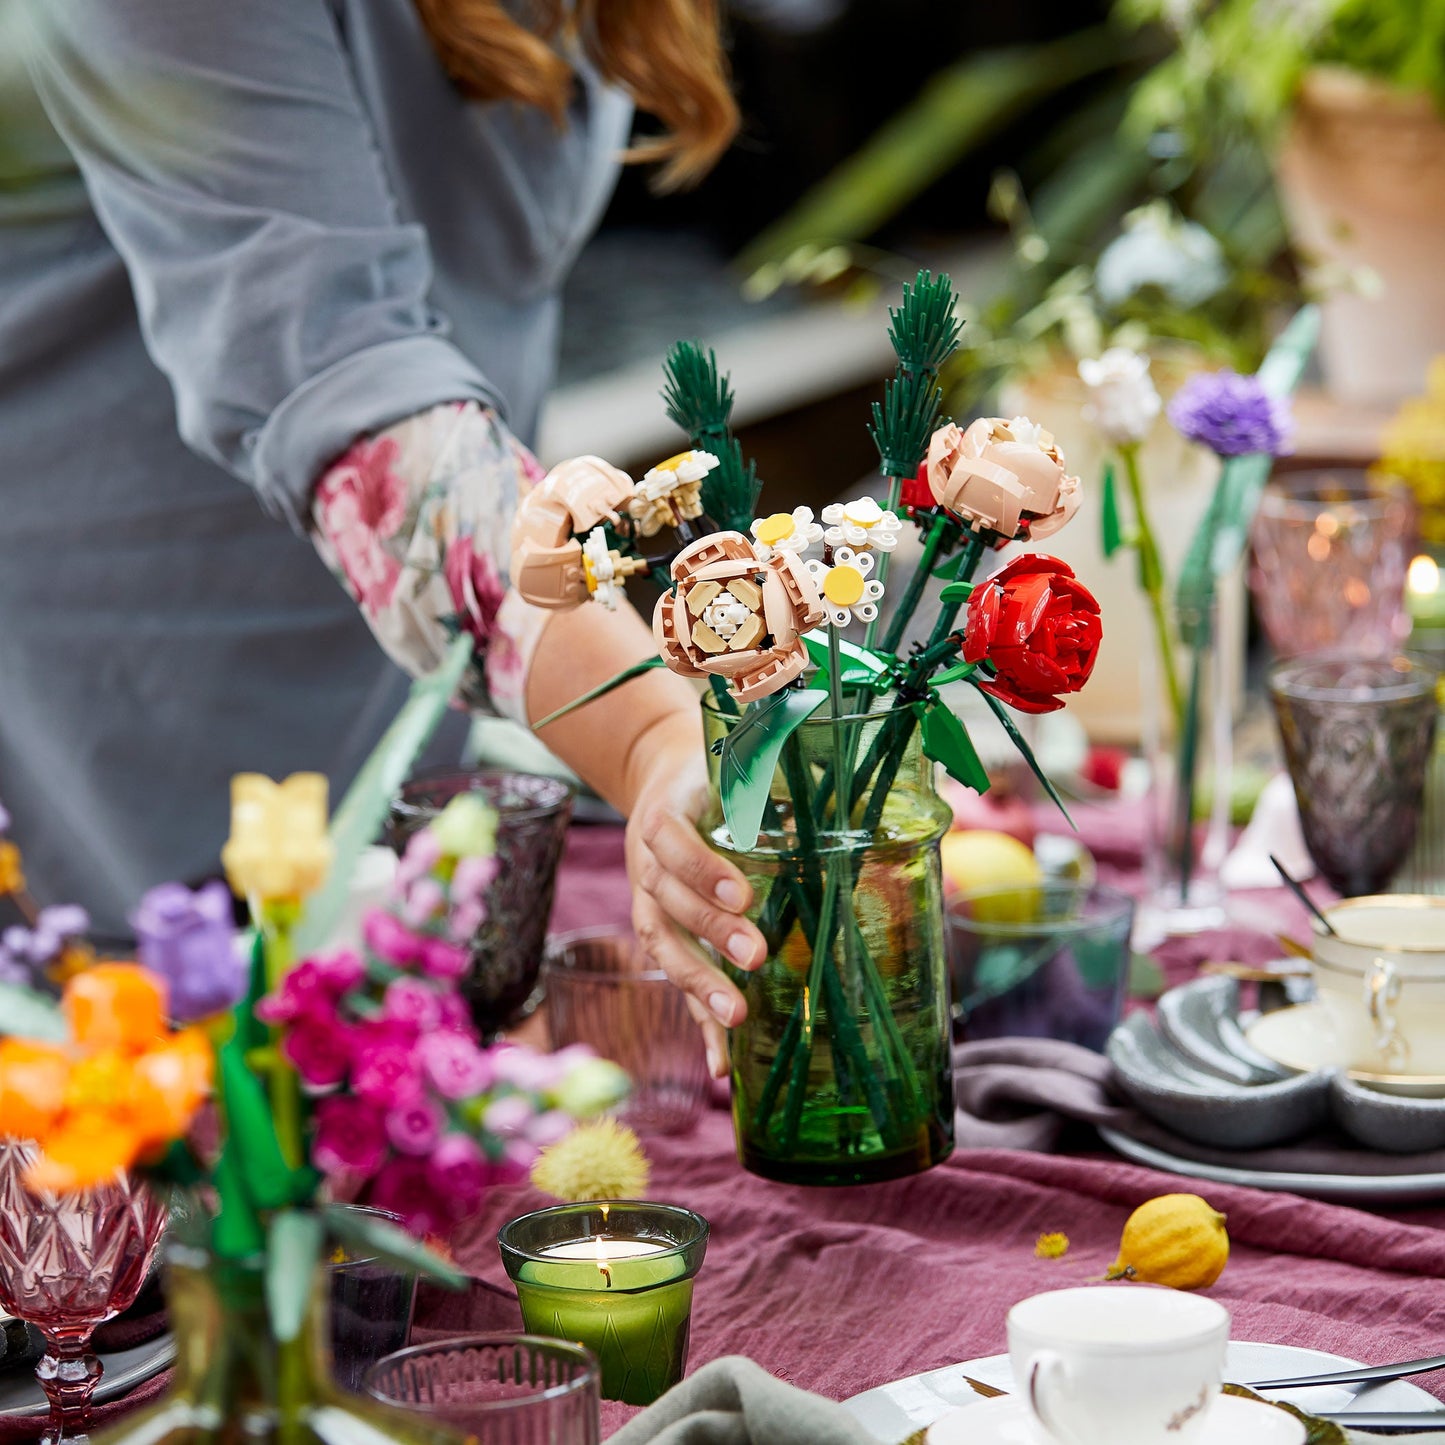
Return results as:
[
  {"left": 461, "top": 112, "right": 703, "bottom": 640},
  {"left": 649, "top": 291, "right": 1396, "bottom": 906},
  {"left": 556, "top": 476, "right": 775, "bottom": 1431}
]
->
[
  {"left": 1247, "top": 1355, "right": 1445, "bottom": 1391},
  {"left": 1315, "top": 1411, "right": 1445, "bottom": 1435}
]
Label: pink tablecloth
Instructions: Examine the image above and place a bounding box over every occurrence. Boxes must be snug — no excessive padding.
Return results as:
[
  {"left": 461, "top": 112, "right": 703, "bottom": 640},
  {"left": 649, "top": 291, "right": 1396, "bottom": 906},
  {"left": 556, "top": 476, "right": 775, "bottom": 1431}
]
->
[{"left": 428, "top": 1107, "right": 1445, "bottom": 1436}]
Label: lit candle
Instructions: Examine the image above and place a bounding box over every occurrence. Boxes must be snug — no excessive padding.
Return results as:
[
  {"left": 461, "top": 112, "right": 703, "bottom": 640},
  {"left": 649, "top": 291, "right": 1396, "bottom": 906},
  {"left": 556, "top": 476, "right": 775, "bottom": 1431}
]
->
[
  {"left": 1408, "top": 553, "right": 1445, "bottom": 631},
  {"left": 499, "top": 1203, "right": 709, "bottom": 1406}
]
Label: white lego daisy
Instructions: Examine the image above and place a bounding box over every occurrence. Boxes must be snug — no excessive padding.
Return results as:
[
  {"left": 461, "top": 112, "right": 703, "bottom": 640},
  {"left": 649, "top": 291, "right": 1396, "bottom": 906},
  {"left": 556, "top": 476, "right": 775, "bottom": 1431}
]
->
[
  {"left": 749, "top": 506, "right": 823, "bottom": 561},
  {"left": 805, "top": 547, "right": 886, "bottom": 628},
  {"left": 821, "top": 495, "right": 903, "bottom": 552}
]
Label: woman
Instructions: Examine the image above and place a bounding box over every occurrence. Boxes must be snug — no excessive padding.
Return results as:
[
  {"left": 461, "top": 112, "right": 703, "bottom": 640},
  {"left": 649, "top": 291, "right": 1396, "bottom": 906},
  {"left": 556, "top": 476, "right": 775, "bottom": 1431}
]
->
[{"left": 2, "top": 0, "right": 760, "bottom": 1072}]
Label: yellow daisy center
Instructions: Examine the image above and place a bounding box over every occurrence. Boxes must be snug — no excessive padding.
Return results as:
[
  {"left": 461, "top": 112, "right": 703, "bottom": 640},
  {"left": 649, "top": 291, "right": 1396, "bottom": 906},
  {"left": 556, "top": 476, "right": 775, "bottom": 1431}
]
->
[
  {"left": 824, "top": 565, "right": 865, "bottom": 607},
  {"left": 655, "top": 451, "right": 692, "bottom": 473},
  {"left": 754, "top": 512, "right": 796, "bottom": 546}
]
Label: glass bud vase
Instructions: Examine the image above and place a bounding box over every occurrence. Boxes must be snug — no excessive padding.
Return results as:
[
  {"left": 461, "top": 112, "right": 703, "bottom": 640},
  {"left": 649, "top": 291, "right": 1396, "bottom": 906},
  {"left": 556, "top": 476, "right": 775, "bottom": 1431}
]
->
[
  {"left": 702, "top": 690, "right": 955, "bottom": 1187},
  {"left": 1138, "top": 597, "right": 1233, "bottom": 943},
  {"left": 92, "top": 1236, "right": 465, "bottom": 1445}
]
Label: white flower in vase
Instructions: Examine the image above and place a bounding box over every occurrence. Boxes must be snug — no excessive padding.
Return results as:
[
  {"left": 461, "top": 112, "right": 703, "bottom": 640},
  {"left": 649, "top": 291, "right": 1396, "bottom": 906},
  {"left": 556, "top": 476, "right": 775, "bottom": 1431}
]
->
[
  {"left": 749, "top": 506, "right": 823, "bottom": 561},
  {"left": 821, "top": 496, "right": 903, "bottom": 552},
  {"left": 806, "top": 548, "right": 885, "bottom": 628},
  {"left": 1078, "top": 347, "right": 1163, "bottom": 447}
]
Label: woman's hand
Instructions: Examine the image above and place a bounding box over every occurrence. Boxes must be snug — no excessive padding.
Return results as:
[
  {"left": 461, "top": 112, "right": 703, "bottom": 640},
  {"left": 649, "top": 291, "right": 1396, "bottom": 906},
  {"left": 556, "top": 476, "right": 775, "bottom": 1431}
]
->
[{"left": 625, "top": 722, "right": 765, "bottom": 1079}]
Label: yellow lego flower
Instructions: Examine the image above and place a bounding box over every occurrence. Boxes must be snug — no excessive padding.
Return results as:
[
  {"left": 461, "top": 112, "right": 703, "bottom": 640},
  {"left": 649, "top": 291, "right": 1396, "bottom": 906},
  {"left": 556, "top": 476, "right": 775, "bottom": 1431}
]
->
[
  {"left": 0, "top": 841, "right": 24, "bottom": 896},
  {"left": 220, "top": 772, "right": 333, "bottom": 902}
]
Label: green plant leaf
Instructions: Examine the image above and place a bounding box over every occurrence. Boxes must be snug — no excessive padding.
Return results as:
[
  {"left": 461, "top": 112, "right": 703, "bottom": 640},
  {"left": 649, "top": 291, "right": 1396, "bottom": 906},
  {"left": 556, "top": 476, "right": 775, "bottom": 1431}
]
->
[
  {"left": 1100, "top": 461, "right": 1124, "bottom": 559},
  {"left": 325, "top": 1205, "right": 467, "bottom": 1290},
  {"left": 915, "top": 698, "right": 991, "bottom": 794},
  {"left": 931, "top": 661, "right": 977, "bottom": 688},
  {"left": 531, "top": 656, "right": 667, "bottom": 730},
  {"left": 0, "top": 983, "right": 65, "bottom": 1042},
  {"left": 218, "top": 1045, "right": 302, "bottom": 1212},
  {"left": 211, "top": 1142, "right": 266, "bottom": 1259},
  {"left": 971, "top": 681, "right": 1075, "bottom": 828},
  {"left": 931, "top": 549, "right": 968, "bottom": 582},
  {"left": 736, "top": 29, "right": 1123, "bottom": 274},
  {"left": 802, "top": 631, "right": 892, "bottom": 687},
  {"left": 291, "top": 633, "right": 473, "bottom": 959},
  {"left": 719, "top": 688, "right": 830, "bottom": 850},
  {"left": 266, "top": 1210, "right": 323, "bottom": 1343},
  {"left": 938, "top": 580, "right": 976, "bottom": 605}
]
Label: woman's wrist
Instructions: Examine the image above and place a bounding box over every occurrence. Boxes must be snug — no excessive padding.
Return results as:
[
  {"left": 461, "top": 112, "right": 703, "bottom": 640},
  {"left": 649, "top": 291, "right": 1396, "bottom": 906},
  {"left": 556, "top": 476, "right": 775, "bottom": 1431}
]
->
[{"left": 619, "top": 704, "right": 704, "bottom": 817}]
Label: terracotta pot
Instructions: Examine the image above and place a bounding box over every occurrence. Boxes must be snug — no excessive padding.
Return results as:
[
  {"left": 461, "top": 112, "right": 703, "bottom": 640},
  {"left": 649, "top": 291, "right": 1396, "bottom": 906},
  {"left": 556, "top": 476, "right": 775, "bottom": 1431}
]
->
[{"left": 1277, "top": 67, "right": 1445, "bottom": 406}]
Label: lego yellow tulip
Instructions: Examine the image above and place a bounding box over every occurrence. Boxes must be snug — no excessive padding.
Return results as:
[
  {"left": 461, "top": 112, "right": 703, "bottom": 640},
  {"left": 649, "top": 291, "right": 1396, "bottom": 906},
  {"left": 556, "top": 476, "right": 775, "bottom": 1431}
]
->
[{"left": 221, "top": 772, "right": 333, "bottom": 903}]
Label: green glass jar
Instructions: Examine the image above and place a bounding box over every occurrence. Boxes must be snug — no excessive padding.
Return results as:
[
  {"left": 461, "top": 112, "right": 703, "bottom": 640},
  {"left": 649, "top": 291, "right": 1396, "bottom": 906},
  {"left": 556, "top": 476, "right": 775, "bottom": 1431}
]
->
[
  {"left": 703, "top": 691, "right": 955, "bottom": 1186},
  {"left": 91, "top": 1241, "right": 462, "bottom": 1445}
]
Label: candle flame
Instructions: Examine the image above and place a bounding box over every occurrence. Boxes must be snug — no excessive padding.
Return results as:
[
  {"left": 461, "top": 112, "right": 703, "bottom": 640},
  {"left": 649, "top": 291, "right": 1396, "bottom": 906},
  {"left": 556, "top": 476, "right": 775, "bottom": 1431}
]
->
[{"left": 1409, "top": 553, "right": 1440, "bottom": 596}]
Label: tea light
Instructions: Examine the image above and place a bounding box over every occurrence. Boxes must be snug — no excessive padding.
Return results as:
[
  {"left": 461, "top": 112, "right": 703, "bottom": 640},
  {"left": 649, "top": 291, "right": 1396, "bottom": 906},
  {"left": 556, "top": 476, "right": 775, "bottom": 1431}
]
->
[{"left": 498, "top": 1202, "right": 709, "bottom": 1406}]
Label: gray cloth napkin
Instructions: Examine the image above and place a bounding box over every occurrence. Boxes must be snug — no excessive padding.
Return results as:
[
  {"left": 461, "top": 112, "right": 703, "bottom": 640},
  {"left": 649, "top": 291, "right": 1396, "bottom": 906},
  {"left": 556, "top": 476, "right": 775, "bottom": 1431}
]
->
[
  {"left": 954, "top": 1037, "right": 1445, "bottom": 1175},
  {"left": 609, "top": 1358, "right": 896, "bottom": 1445},
  {"left": 608, "top": 1356, "right": 1426, "bottom": 1443}
]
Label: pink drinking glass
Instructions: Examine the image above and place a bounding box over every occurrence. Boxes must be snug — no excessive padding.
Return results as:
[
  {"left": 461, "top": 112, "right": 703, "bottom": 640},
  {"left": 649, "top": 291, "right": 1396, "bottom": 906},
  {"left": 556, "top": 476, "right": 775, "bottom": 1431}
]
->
[{"left": 0, "top": 1142, "right": 169, "bottom": 1445}]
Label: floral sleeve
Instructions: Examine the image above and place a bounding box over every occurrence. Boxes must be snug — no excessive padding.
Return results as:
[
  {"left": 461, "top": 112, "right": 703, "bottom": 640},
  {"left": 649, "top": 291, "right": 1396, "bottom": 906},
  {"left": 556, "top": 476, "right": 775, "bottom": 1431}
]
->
[{"left": 310, "top": 401, "right": 551, "bottom": 723}]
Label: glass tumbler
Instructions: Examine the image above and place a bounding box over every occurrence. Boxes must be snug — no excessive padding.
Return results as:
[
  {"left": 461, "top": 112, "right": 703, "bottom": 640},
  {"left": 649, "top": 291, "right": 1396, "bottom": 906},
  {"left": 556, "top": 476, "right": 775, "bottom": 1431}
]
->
[
  {"left": 364, "top": 1335, "right": 599, "bottom": 1445},
  {"left": 1269, "top": 652, "right": 1441, "bottom": 896},
  {"left": 388, "top": 770, "right": 574, "bottom": 1036},
  {"left": 328, "top": 1207, "right": 418, "bottom": 1394},
  {"left": 947, "top": 884, "right": 1135, "bottom": 1052},
  {"left": 1250, "top": 470, "right": 1417, "bottom": 658},
  {"left": 542, "top": 931, "right": 710, "bottom": 1136}
]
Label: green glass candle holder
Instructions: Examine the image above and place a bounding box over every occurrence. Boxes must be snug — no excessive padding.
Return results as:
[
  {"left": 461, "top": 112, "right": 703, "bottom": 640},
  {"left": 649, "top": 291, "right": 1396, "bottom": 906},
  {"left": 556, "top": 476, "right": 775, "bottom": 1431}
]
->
[{"left": 497, "top": 1202, "right": 708, "bottom": 1407}]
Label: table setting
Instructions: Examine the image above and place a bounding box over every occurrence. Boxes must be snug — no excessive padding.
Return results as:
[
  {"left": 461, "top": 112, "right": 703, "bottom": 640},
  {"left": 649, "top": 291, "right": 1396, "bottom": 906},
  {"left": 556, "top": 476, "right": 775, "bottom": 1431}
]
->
[{"left": 3, "top": 272, "right": 1445, "bottom": 1445}]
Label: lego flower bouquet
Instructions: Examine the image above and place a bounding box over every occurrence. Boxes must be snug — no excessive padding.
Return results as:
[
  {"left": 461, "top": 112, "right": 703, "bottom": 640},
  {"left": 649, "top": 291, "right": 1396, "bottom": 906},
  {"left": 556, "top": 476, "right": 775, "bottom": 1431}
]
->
[
  {"left": 511, "top": 272, "right": 1104, "bottom": 1186},
  {"left": 0, "top": 649, "right": 627, "bottom": 1445}
]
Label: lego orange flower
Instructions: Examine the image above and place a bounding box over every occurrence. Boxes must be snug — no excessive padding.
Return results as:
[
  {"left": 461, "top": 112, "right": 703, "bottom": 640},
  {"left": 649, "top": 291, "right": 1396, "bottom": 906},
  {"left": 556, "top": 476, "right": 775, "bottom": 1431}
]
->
[
  {"left": 63, "top": 964, "right": 166, "bottom": 1054},
  {"left": 221, "top": 772, "right": 333, "bottom": 902},
  {"left": 23, "top": 1115, "right": 143, "bottom": 1195},
  {"left": 132, "top": 1030, "right": 213, "bottom": 1146},
  {"left": 0, "top": 1039, "right": 70, "bottom": 1141}
]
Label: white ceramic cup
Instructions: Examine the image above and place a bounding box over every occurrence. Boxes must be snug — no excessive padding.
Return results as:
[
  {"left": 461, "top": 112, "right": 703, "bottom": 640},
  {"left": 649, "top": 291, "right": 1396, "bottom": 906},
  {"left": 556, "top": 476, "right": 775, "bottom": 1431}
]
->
[
  {"left": 1007, "top": 1286, "right": 1229, "bottom": 1445},
  {"left": 1311, "top": 895, "right": 1445, "bottom": 1075}
]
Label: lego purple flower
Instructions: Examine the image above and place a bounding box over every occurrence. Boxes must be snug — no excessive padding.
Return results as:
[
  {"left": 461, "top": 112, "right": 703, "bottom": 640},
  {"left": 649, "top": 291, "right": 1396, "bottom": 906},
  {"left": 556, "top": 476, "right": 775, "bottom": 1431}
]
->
[
  {"left": 131, "top": 880, "right": 244, "bottom": 1021},
  {"left": 1167, "top": 368, "right": 1295, "bottom": 457}
]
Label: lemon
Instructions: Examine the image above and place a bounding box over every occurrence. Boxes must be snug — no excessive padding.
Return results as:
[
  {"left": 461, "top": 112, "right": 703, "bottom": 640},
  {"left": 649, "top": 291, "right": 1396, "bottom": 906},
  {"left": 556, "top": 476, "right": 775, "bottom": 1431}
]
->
[
  {"left": 1107, "top": 1193, "right": 1229, "bottom": 1290},
  {"left": 940, "top": 830, "right": 1042, "bottom": 923}
]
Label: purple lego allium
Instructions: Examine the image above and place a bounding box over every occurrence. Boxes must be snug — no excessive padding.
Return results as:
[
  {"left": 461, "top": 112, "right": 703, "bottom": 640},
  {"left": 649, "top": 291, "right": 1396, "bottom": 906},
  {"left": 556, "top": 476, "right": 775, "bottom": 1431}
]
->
[
  {"left": 1167, "top": 369, "right": 1294, "bottom": 457},
  {"left": 131, "top": 880, "right": 243, "bottom": 1021}
]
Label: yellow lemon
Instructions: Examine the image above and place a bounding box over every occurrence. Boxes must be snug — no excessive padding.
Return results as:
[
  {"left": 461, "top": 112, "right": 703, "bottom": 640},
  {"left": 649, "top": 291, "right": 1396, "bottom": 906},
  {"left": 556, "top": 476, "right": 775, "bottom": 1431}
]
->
[
  {"left": 1107, "top": 1193, "right": 1229, "bottom": 1291},
  {"left": 940, "top": 830, "right": 1042, "bottom": 922}
]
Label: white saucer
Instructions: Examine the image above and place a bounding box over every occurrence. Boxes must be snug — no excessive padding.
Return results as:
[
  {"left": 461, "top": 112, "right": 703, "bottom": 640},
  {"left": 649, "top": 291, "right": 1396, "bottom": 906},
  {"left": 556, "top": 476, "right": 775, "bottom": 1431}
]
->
[
  {"left": 843, "top": 1341, "right": 1441, "bottom": 1441},
  {"left": 926, "top": 1391, "right": 1304, "bottom": 1445},
  {"left": 1246, "top": 1003, "right": 1445, "bottom": 1097}
]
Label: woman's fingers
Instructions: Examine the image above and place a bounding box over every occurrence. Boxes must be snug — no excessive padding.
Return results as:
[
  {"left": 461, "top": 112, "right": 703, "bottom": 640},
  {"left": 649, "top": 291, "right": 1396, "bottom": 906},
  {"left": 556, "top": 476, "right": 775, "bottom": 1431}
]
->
[
  {"left": 639, "top": 806, "right": 754, "bottom": 915},
  {"left": 631, "top": 889, "right": 744, "bottom": 1073},
  {"left": 634, "top": 844, "right": 764, "bottom": 970},
  {"left": 683, "top": 994, "right": 730, "bottom": 1079}
]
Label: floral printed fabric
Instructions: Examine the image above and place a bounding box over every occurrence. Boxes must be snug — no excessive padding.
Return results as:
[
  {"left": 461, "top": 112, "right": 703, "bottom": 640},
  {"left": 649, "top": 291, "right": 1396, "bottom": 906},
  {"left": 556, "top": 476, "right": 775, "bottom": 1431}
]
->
[{"left": 311, "top": 402, "right": 550, "bottom": 722}]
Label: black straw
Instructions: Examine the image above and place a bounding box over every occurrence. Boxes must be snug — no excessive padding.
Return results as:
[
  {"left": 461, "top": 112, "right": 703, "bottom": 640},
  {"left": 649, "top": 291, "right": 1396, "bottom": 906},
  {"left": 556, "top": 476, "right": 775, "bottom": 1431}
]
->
[{"left": 1270, "top": 854, "right": 1337, "bottom": 937}]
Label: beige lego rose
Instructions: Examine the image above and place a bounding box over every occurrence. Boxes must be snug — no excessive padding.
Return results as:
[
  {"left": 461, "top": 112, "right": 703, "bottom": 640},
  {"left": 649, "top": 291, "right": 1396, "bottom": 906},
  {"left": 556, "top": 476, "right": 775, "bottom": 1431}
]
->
[
  {"left": 924, "top": 417, "right": 1080, "bottom": 544},
  {"left": 652, "top": 532, "right": 827, "bottom": 704},
  {"left": 510, "top": 456, "right": 640, "bottom": 608}
]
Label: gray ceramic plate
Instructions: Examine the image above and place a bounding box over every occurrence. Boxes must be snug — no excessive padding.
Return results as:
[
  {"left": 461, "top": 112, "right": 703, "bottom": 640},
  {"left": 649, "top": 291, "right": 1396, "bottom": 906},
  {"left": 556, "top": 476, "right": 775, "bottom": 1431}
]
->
[
  {"left": 844, "top": 1341, "right": 1441, "bottom": 1442},
  {"left": 0, "top": 1333, "right": 174, "bottom": 1418},
  {"left": 1100, "top": 1127, "right": 1445, "bottom": 1203},
  {"left": 1107, "top": 977, "right": 1445, "bottom": 1155}
]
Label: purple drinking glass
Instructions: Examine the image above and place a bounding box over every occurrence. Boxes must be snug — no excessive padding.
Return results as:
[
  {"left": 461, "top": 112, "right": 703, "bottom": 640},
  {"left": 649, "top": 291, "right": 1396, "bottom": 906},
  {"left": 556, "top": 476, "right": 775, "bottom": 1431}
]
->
[
  {"left": 0, "top": 1142, "right": 168, "bottom": 1445},
  {"left": 542, "top": 931, "right": 710, "bottom": 1136},
  {"left": 364, "top": 1334, "right": 599, "bottom": 1445},
  {"left": 1250, "top": 471, "right": 1417, "bottom": 659},
  {"left": 387, "top": 770, "right": 574, "bottom": 1037}
]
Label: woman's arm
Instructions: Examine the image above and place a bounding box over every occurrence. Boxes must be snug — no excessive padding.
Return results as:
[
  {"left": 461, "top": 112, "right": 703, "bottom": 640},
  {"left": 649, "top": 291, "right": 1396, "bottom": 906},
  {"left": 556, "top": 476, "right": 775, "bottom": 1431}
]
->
[
  {"left": 312, "top": 403, "right": 764, "bottom": 1076},
  {"left": 17, "top": 0, "right": 501, "bottom": 528}
]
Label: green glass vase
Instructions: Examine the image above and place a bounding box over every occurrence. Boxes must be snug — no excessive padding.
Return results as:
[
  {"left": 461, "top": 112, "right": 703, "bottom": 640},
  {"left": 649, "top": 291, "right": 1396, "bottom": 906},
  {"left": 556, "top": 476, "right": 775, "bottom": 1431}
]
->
[
  {"left": 703, "top": 691, "right": 955, "bottom": 1186},
  {"left": 91, "top": 1239, "right": 463, "bottom": 1445}
]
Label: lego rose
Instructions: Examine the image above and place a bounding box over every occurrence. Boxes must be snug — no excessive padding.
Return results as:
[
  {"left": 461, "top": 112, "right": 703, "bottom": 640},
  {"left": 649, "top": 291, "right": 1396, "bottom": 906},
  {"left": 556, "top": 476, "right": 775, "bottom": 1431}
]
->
[{"left": 962, "top": 555, "right": 1102, "bottom": 714}]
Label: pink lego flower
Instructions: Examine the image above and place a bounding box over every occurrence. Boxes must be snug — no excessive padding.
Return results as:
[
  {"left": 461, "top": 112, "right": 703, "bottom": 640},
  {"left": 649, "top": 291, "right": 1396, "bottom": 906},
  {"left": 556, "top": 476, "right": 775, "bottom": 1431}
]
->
[{"left": 313, "top": 1095, "right": 388, "bottom": 1179}]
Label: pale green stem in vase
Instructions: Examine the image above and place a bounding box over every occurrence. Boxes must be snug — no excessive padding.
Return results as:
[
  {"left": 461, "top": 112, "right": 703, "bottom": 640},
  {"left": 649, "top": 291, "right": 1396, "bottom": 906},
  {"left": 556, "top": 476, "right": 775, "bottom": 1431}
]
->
[
  {"left": 1120, "top": 444, "right": 1184, "bottom": 731},
  {"left": 257, "top": 901, "right": 305, "bottom": 1172}
]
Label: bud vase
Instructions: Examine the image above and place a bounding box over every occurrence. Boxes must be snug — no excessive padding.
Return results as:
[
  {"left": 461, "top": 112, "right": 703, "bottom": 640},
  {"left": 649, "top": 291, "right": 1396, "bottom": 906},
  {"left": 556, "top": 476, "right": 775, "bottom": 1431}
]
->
[
  {"left": 91, "top": 1233, "right": 464, "bottom": 1445},
  {"left": 1138, "top": 598, "right": 1233, "bottom": 943},
  {"left": 702, "top": 691, "right": 955, "bottom": 1186}
]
